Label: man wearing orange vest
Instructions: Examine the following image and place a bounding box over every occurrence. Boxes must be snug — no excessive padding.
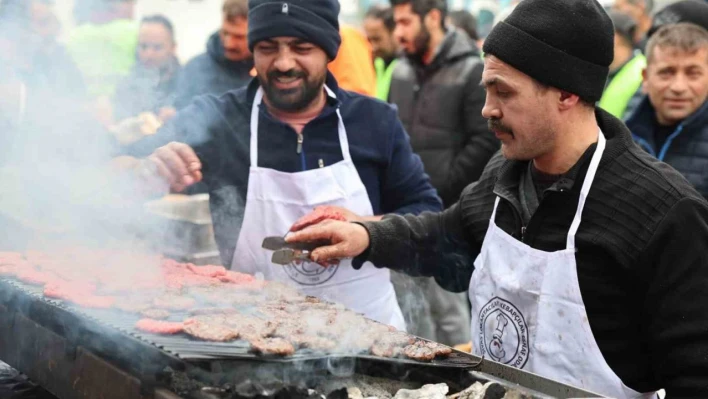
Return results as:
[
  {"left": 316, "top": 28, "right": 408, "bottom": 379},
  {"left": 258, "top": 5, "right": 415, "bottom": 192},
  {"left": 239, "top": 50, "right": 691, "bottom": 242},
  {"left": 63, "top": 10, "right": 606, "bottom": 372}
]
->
[{"left": 329, "top": 25, "right": 377, "bottom": 97}]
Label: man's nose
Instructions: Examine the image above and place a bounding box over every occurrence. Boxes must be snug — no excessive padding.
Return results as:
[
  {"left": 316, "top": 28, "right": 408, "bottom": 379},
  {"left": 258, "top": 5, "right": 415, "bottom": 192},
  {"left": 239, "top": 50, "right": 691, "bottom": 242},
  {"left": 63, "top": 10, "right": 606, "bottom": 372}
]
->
[
  {"left": 669, "top": 73, "right": 689, "bottom": 94},
  {"left": 481, "top": 96, "right": 501, "bottom": 120},
  {"left": 273, "top": 49, "right": 296, "bottom": 71}
]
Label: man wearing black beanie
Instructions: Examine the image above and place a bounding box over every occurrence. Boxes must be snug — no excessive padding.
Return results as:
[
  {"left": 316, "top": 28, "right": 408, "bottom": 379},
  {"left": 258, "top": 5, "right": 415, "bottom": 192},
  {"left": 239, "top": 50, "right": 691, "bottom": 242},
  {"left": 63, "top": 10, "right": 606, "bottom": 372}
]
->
[
  {"left": 136, "top": 0, "right": 444, "bottom": 330},
  {"left": 287, "top": 0, "right": 708, "bottom": 396}
]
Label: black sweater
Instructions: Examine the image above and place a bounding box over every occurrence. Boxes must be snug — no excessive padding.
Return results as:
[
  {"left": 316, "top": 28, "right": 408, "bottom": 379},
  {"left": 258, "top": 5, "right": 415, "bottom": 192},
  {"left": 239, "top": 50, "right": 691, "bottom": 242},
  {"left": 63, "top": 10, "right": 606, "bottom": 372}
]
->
[{"left": 355, "top": 109, "right": 708, "bottom": 396}]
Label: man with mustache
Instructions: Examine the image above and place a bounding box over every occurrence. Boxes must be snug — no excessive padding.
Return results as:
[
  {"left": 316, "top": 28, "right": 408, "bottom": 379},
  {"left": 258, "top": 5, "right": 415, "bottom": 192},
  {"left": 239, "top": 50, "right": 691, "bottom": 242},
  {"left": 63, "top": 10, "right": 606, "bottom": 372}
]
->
[
  {"left": 626, "top": 23, "right": 708, "bottom": 200},
  {"left": 137, "top": 0, "right": 442, "bottom": 330},
  {"left": 286, "top": 0, "right": 708, "bottom": 396},
  {"left": 173, "top": 0, "right": 254, "bottom": 109}
]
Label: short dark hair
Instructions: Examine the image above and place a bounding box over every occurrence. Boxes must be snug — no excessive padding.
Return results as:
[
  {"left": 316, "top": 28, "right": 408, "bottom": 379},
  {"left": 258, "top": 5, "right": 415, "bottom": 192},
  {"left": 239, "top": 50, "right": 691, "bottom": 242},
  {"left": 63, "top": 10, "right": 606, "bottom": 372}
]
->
[
  {"left": 448, "top": 9, "right": 478, "bottom": 41},
  {"left": 365, "top": 5, "right": 395, "bottom": 32},
  {"left": 223, "top": 0, "right": 248, "bottom": 21},
  {"left": 141, "top": 15, "right": 175, "bottom": 41},
  {"left": 390, "top": 0, "right": 447, "bottom": 28},
  {"left": 646, "top": 22, "right": 708, "bottom": 63}
]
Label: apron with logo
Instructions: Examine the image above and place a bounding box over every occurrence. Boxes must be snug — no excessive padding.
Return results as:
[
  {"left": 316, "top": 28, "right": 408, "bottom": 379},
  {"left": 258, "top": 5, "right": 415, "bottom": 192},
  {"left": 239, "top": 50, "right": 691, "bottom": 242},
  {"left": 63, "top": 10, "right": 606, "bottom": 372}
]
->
[
  {"left": 469, "top": 131, "right": 655, "bottom": 398},
  {"left": 231, "top": 86, "right": 405, "bottom": 330}
]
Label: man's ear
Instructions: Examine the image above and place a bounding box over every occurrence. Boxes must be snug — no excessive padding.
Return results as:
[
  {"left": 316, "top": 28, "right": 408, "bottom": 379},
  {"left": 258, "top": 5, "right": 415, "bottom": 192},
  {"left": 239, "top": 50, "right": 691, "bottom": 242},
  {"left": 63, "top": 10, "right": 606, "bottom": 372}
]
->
[
  {"left": 641, "top": 67, "right": 649, "bottom": 94},
  {"left": 558, "top": 90, "right": 581, "bottom": 111}
]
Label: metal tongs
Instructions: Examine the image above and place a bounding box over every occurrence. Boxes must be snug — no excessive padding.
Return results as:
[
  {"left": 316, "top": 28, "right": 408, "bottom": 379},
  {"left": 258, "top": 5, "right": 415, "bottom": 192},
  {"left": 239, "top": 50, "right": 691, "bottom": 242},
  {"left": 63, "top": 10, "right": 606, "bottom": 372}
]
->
[{"left": 261, "top": 236, "right": 330, "bottom": 265}]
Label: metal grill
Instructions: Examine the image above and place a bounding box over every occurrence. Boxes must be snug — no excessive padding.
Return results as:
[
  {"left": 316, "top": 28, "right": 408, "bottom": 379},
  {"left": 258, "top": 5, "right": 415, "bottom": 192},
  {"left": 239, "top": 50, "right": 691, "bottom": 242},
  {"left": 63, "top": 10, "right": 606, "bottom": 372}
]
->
[{"left": 0, "top": 277, "right": 603, "bottom": 398}]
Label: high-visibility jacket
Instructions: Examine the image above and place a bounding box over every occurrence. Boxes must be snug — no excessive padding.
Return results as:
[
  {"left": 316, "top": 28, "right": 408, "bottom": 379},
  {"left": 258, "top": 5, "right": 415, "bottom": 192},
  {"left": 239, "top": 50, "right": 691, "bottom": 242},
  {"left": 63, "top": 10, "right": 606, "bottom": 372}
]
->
[
  {"left": 374, "top": 58, "right": 397, "bottom": 102},
  {"left": 599, "top": 53, "right": 646, "bottom": 119}
]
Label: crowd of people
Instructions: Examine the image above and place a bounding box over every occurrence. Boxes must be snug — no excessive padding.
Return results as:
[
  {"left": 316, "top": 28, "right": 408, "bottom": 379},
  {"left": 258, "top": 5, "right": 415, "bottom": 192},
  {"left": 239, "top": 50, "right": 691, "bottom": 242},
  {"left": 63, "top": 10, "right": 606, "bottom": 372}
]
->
[{"left": 0, "top": 0, "right": 708, "bottom": 397}]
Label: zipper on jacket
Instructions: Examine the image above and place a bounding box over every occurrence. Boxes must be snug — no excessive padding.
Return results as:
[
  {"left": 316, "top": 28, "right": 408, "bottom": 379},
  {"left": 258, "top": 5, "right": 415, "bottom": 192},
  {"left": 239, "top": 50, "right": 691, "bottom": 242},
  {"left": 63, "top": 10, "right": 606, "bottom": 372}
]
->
[
  {"left": 521, "top": 226, "right": 527, "bottom": 242},
  {"left": 296, "top": 133, "right": 306, "bottom": 171},
  {"left": 296, "top": 133, "right": 304, "bottom": 154}
]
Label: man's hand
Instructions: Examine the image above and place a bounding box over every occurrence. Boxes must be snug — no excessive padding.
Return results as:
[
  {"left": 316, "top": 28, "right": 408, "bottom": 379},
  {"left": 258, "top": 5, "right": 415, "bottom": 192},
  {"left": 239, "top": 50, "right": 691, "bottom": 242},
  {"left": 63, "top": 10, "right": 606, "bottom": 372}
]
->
[
  {"left": 147, "top": 142, "right": 203, "bottom": 192},
  {"left": 286, "top": 220, "right": 371, "bottom": 263},
  {"left": 290, "top": 205, "right": 382, "bottom": 232}
]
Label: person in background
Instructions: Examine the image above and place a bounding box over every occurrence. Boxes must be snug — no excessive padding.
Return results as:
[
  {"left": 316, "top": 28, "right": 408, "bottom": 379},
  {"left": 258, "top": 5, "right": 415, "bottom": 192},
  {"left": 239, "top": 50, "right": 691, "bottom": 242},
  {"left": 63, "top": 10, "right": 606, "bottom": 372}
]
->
[
  {"left": 598, "top": 11, "right": 646, "bottom": 119},
  {"left": 363, "top": 5, "right": 399, "bottom": 102},
  {"left": 111, "top": 15, "right": 181, "bottom": 147},
  {"left": 174, "top": 0, "right": 253, "bottom": 109},
  {"left": 389, "top": 0, "right": 496, "bottom": 208},
  {"left": 613, "top": 0, "right": 654, "bottom": 51},
  {"left": 648, "top": 0, "right": 708, "bottom": 37},
  {"left": 386, "top": 0, "right": 497, "bottom": 347},
  {"left": 328, "top": 24, "right": 378, "bottom": 97},
  {"left": 135, "top": 0, "right": 442, "bottom": 330},
  {"left": 626, "top": 23, "right": 708, "bottom": 199},
  {"left": 447, "top": 9, "right": 479, "bottom": 47},
  {"left": 66, "top": 0, "right": 138, "bottom": 100}
]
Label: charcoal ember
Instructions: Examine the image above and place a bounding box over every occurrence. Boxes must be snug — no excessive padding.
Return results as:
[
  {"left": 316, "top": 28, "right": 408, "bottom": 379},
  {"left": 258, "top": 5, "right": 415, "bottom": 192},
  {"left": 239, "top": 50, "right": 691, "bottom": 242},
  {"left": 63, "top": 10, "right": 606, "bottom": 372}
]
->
[
  {"left": 135, "top": 319, "right": 184, "bottom": 334},
  {"left": 249, "top": 337, "right": 296, "bottom": 356},
  {"left": 153, "top": 294, "right": 196, "bottom": 310},
  {"left": 393, "top": 383, "right": 448, "bottom": 399},
  {"left": 183, "top": 316, "right": 239, "bottom": 342},
  {"left": 290, "top": 334, "right": 337, "bottom": 351},
  {"left": 141, "top": 309, "right": 171, "bottom": 320},
  {"left": 402, "top": 341, "right": 436, "bottom": 362},
  {"left": 455, "top": 382, "right": 510, "bottom": 399}
]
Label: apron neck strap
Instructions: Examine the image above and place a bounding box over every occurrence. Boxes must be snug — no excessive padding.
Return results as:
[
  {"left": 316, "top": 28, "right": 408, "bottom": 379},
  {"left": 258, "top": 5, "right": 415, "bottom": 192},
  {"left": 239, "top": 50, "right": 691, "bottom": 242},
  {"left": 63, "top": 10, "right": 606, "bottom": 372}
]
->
[
  {"left": 249, "top": 85, "right": 351, "bottom": 167},
  {"left": 566, "top": 129, "right": 606, "bottom": 250}
]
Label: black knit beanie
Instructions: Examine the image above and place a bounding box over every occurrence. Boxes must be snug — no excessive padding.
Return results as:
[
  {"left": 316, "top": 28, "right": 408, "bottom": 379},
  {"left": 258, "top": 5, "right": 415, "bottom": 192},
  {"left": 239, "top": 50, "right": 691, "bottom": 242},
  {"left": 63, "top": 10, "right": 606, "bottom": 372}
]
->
[
  {"left": 649, "top": 0, "right": 708, "bottom": 37},
  {"left": 483, "top": 0, "right": 614, "bottom": 103},
  {"left": 248, "top": 0, "right": 341, "bottom": 60}
]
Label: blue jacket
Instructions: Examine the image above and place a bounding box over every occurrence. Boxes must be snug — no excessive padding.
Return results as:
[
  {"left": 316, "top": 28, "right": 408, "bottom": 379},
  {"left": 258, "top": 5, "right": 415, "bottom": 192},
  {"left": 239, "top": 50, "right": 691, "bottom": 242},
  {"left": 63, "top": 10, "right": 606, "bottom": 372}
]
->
[
  {"left": 174, "top": 32, "right": 254, "bottom": 109},
  {"left": 626, "top": 97, "right": 708, "bottom": 199},
  {"left": 136, "top": 73, "right": 443, "bottom": 266}
]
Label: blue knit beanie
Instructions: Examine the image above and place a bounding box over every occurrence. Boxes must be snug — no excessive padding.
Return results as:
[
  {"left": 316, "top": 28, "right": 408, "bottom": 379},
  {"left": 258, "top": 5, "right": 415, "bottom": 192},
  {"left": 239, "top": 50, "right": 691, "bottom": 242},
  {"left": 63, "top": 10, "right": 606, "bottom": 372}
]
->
[{"left": 248, "top": 0, "right": 341, "bottom": 60}]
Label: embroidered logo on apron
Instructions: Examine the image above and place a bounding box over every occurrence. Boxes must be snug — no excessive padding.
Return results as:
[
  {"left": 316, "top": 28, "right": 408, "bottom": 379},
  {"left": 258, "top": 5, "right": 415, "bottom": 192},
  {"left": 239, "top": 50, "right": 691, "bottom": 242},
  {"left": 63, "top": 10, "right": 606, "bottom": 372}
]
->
[
  {"left": 284, "top": 261, "right": 339, "bottom": 286},
  {"left": 478, "top": 297, "right": 530, "bottom": 368}
]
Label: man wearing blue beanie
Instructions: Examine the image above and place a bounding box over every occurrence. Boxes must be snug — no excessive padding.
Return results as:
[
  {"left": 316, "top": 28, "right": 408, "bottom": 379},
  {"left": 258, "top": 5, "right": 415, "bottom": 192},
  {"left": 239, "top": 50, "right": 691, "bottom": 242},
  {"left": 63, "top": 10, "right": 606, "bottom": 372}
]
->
[{"left": 138, "top": 0, "right": 443, "bottom": 330}]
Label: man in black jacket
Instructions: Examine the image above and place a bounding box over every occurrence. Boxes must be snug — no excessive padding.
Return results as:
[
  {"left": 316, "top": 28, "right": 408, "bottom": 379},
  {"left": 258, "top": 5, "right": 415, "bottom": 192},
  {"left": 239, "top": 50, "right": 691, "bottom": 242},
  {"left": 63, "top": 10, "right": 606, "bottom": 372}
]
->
[
  {"left": 174, "top": 0, "right": 253, "bottom": 109},
  {"left": 385, "top": 0, "right": 497, "bottom": 348},
  {"left": 288, "top": 0, "right": 708, "bottom": 396},
  {"left": 626, "top": 23, "right": 708, "bottom": 199},
  {"left": 388, "top": 0, "right": 497, "bottom": 207}
]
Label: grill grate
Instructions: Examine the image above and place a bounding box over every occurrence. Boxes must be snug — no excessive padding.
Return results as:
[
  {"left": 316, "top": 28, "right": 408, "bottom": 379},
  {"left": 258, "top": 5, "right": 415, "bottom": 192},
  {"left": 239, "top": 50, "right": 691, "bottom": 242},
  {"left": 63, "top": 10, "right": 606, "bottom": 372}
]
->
[{"left": 0, "top": 277, "right": 481, "bottom": 369}]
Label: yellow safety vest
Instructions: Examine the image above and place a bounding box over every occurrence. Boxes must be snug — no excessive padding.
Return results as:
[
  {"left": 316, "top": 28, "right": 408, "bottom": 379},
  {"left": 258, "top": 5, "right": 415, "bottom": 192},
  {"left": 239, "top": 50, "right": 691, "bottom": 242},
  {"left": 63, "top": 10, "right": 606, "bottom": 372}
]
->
[
  {"left": 374, "top": 58, "right": 398, "bottom": 102},
  {"left": 599, "top": 53, "right": 646, "bottom": 119}
]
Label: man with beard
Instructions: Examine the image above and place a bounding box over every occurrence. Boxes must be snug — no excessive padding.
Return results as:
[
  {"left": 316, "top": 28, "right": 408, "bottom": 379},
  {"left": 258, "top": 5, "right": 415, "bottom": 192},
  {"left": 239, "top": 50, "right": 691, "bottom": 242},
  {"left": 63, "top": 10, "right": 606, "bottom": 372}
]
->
[
  {"left": 174, "top": 0, "right": 254, "bottom": 109},
  {"left": 136, "top": 0, "right": 442, "bottom": 330},
  {"left": 384, "top": 0, "right": 497, "bottom": 347},
  {"left": 286, "top": 0, "right": 708, "bottom": 396},
  {"left": 363, "top": 5, "right": 399, "bottom": 102},
  {"left": 111, "top": 15, "right": 181, "bottom": 146}
]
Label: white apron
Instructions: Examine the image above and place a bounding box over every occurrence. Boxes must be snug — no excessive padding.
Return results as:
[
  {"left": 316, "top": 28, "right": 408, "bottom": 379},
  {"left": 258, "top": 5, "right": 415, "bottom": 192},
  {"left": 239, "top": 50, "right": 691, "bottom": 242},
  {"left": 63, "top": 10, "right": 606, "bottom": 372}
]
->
[
  {"left": 231, "top": 86, "right": 405, "bottom": 331},
  {"left": 469, "top": 132, "right": 655, "bottom": 398}
]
